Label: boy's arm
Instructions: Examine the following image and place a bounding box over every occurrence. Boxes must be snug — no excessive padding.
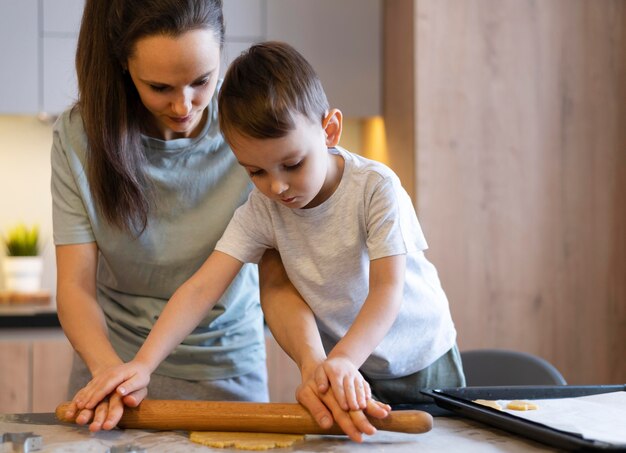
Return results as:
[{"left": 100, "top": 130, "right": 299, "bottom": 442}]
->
[
  {"left": 322, "top": 254, "right": 406, "bottom": 407},
  {"left": 74, "top": 251, "right": 244, "bottom": 411},
  {"left": 259, "top": 250, "right": 388, "bottom": 443}
]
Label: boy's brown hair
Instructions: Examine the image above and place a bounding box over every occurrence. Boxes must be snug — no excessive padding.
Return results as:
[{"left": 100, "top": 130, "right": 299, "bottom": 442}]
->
[{"left": 218, "top": 41, "right": 329, "bottom": 142}]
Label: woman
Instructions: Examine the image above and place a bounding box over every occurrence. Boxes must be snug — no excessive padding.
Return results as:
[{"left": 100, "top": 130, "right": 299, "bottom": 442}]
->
[
  {"left": 53, "top": 0, "right": 385, "bottom": 440},
  {"left": 52, "top": 0, "right": 267, "bottom": 431}
]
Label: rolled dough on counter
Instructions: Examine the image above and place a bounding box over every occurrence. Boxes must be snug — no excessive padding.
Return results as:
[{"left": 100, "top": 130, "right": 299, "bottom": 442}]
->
[{"left": 189, "top": 431, "right": 305, "bottom": 450}]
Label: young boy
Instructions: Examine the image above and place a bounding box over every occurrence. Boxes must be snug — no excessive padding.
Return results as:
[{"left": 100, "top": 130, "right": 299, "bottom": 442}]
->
[{"left": 73, "top": 41, "right": 464, "bottom": 432}]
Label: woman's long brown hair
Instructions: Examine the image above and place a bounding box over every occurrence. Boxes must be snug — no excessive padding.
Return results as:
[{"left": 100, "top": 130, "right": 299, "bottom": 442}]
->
[{"left": 75, "top": 0, "right": 224, "bottom": 233}]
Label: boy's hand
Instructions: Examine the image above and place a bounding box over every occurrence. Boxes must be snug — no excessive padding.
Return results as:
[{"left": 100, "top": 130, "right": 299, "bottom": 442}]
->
[
  {"left": 316, "top": 357, "right": 371, "bottom": 411},
  {"left": 70, "top": 360, "right": 151, "bottom": 430},
  {"left": 297, "top": 369, "right": 390, "bottom": 442}
]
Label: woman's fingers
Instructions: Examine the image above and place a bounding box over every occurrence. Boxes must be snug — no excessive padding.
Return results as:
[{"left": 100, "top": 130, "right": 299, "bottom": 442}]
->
[
  {"left": 364, "top": 399, "right": 391, "bottom": 419},
  {"left": 348, "top": 409, "right": 377, "bottom": 436},
  {"left": 296, "top": 383, "right": 334, "bottom": 429},
  {"left": 122, "top": 387, "right": 148, "bottom": 407},
  {"left": 313, "top": 366, "right": 329, "bottom": 393},
  {"left": 116, "top": 371, "right": 150, "bottom": 397},
  {"left": 101, "top": 392, "right": 125, "bottom": 430}
]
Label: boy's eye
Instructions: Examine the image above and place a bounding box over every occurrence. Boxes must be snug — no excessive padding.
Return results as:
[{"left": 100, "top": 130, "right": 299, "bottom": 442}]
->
[
  {"left": 284, "top": 161, "right": 302, "bottom": 171},
  {"left": 193, "top": 78, "right": 210, "bottom": 87}
]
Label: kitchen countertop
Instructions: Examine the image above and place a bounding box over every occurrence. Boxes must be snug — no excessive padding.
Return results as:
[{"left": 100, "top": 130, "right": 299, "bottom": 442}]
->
[
  {"left": 0, "top": 412, "right": 557, "bottom": 452},
  {"left": 0, "top": 302, "right": 60, "bottom": 328}
]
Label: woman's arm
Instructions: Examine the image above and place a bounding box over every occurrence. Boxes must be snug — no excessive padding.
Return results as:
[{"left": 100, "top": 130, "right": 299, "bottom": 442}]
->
[
  {"left": 258, "top": 250, "right": 388, "bottom": 443},
  {"left": 56, "top": 243, "right": 139, "bottom": 431},
  {"left": 74, "top": 251, "right": 244, "bottom": 410}
]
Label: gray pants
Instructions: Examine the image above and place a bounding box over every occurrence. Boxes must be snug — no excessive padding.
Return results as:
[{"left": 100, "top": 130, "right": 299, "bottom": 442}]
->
[
  {"left": 67, "top": 353, "right": 269, "bottom": 402},
  {"left": 365, "top": 344, "right": 466, "bottom": 405}
]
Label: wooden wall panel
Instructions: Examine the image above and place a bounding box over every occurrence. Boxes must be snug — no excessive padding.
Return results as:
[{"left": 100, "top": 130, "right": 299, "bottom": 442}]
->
[{"left": 385, "top": 0, "right": 625, "bottom": 384}]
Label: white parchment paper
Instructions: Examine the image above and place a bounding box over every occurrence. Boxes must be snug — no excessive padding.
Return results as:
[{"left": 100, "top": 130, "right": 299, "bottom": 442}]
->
[{"left": 494, "top": 391, "right": 626, "bottom": 445}]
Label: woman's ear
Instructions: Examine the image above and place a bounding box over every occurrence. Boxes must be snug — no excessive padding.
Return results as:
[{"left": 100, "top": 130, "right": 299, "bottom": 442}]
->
[{"left": 322, "top": 109, "right": 343, "bottom": 147}]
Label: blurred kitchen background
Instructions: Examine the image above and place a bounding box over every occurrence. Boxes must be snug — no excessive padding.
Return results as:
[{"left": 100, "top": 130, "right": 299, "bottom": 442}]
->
[{"left": 0, "top": 0, "right": 624, "bottom": 412}]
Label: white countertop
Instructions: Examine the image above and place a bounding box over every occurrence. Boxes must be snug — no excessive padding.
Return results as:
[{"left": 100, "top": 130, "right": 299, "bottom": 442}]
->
[{"left": 0, "top": 413, "right": 557, "bottom": 452}]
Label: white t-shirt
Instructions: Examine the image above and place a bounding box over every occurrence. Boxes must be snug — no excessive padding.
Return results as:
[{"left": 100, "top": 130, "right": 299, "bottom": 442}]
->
[{"left": 216, "top": 147, "right": 456, "bottom": 378}]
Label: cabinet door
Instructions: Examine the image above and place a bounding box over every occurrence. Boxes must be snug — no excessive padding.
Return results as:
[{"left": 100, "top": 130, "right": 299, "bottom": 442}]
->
[
  {"left": 42, "top": 36, "right": 79, "bottom": 114},
  {"left": 41, "top": 0, "right": 84, "bottom": 114},
  {"left": 221, "top": 0, "right": 265, "bottom": 77},
  {"left": 266, "top": 0, "right": 382, "bottom": 117},
  {"left": 0, "top": 0, "right": 39, "bottom": 114},
  {"left": 0, "top": 341, "right": 30, "bottom": 413},
  {"left": 32, "top": 336, "right": 74, "bottom": 412}
]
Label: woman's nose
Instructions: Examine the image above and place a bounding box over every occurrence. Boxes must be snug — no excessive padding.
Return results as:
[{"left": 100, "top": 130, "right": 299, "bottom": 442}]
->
[{"left": 172, "top": 92, "right": 192, "bottom": 116}]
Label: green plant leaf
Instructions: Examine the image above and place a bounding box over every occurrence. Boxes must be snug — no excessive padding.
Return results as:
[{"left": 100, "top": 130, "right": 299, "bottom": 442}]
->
[{"left": 2, "top": 223, "right": 40, "bottom": 256}]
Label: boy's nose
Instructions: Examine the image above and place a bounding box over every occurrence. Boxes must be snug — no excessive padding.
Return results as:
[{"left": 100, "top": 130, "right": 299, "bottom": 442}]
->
[{"left": 270, "top": 179, "right": 288, "bottom": 195}]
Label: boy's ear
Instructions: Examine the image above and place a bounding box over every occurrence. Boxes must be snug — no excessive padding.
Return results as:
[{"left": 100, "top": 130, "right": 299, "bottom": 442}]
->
[{"left": 322, "top": 109, "right": 343, "bottom": 147}]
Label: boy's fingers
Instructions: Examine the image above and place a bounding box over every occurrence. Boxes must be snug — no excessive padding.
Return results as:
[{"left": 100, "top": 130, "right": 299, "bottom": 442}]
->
[
  {"left": 74, "top": 408, "right": 93, "bottom": 425},
  {"left": 331, "top": 380, "right": 348, "bottom": 411},
  {"left": 88, "top": 401, "right": 108, "bottom": 432},
  {"left": 343, "top": 376, "right": 359, "bottom": 411},
  {"left": 355, "top": 378, "right": 367, "bottom": 409}
]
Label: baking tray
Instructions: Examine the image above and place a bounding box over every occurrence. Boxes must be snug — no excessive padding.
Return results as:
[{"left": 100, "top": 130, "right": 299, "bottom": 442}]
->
[{"left": 420, "top": 385, "right": 626, "bottom": 451}]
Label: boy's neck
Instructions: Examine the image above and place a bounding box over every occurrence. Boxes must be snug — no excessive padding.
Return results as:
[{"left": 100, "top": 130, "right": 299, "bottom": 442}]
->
[{"left": 306, "top": 148, "right": 345, "bottom": 209}]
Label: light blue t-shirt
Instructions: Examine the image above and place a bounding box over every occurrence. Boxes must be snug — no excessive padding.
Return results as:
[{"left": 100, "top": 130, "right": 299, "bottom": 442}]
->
[{"left": 51, "top": 90, "right": 265, "bottom": 380}]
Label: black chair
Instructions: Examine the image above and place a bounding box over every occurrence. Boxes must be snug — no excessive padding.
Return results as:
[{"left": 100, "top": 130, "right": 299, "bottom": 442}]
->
[{"left": 460, "top": 349, "right": 567, "bottom": 386}]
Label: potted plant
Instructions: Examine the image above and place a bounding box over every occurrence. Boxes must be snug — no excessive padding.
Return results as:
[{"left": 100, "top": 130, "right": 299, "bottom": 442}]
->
[{"left": 1, "top": 223, "right": 44, "bottom": 293}]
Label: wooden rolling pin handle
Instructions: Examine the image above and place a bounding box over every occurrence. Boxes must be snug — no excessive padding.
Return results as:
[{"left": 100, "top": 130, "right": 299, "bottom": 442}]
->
[{"left": 56, "top": 400, "right": 433, "bottom": 435}]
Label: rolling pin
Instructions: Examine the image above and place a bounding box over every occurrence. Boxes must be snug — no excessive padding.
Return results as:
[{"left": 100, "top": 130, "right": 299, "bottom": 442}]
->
[{"left": 56, "top": 400, "right": 433, "bottom": 435}]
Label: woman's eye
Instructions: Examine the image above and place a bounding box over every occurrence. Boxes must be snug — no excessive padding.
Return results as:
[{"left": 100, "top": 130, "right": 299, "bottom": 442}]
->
[
  {"left": 249, "top": 169, "right": 264, "bottom": 177},
  {"left": 150, "top": 85, "right": 168, "bottom": 93}
]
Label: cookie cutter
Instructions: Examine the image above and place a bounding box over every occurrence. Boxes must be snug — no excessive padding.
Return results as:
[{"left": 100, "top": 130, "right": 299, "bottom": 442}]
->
[
  {"left": 107, "top": 444, "right": 147, "bottom": 453},
  {"left": 0, "top": 432, "right": 43, "bottom": 453}
]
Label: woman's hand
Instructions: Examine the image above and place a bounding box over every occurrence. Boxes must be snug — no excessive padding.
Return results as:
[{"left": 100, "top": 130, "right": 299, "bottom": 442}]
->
[
  {"left": 68, "top": 360, "right": 152, "bottom": 431},
  {"left": 315, "top": 357, "right": 371, "bottom": 411}
]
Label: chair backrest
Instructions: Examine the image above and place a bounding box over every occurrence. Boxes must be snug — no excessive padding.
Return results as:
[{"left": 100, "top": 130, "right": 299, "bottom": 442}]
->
[{"left": 460, "top": 349, "right": 567, "bottom": 386}]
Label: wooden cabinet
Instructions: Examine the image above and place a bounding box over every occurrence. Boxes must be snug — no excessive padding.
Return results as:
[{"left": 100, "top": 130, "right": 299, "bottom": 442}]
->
[
  {"left": 0, "top": 341, "right": 30, "bottom": 413},
  {"left": 0, "top": 329, "right": 74, "bottom": 413}
]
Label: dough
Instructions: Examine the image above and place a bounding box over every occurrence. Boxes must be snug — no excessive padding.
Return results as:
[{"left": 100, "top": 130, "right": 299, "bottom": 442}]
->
[
  {"left": 473, "top": 399, "right": 502, "bottom": 410},
  {"left": 506, "top": 400, "right": 539, "bottom": 411},
  {"left": 189, "top": 431, "right": 305, "bottom": 450}
]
